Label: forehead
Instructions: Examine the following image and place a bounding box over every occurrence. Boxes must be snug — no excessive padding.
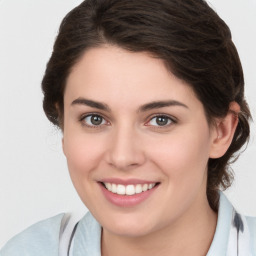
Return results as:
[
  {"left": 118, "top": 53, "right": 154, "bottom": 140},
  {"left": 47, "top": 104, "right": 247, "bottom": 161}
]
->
[{"left": 65, "top": 45, "right": 201, "bottom": 111}]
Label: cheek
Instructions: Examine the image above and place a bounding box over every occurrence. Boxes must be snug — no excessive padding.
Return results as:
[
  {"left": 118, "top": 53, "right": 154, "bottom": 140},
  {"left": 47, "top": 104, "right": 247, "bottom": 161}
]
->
[
  {"left": 149, "top": 128, "right": 211, "bottom": 185},
  {"left": 63, "top": 131, "right": 105, "bottom": 178},
  {"left": 63, "top": 132, "right": 108, "bottom": 206}
]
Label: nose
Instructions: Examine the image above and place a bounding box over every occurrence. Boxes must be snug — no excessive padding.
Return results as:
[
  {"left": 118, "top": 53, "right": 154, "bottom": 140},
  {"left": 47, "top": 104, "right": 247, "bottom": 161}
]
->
[{"left": 106, "top": 125, "right": 146, "bottom": 170}]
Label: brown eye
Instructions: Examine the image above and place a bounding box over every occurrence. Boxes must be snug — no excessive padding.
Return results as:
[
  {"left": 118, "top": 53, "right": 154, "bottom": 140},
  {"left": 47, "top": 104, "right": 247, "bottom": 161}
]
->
[
  {"left": 147, "top": 115, "right": 174, "bottom": 127},
  {"left": 82, "top": 114, "right": 108, "bottom": 127},
  {"left": 91, "top": 115, "right": 103, "bottom": 125},
  {"left": 156, "top": 116, "right": 169, "bottom": 126}
]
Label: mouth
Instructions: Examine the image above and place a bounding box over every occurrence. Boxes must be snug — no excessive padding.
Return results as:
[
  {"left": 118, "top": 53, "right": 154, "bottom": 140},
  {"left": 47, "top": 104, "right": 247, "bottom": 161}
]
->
[
  {"left": 100, "top": 182, "right": 160, "bottom": 196},
  {"left": 99, "top": 180, "right": 160, "bottom": 207}
]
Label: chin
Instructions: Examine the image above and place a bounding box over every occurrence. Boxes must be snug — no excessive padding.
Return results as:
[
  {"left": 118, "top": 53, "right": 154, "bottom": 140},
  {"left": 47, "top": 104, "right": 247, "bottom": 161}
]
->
[
  {"left": 99, "top": 212, "right": 160, "bottom": 238},
  {"left": 104, "top": 223, "right": 154, "bottom": 238}
]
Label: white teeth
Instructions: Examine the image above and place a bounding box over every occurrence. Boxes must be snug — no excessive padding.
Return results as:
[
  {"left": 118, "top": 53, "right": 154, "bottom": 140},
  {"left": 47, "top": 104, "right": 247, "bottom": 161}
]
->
[
  {"left": 104, "top": 182, "right": 156, "bottom": 195},
  {"left": 135, "top": 184, "right": 142, "bottom": 194},
  {"left": 112, "top": 183, "right": 117, "bottom": 193},
  {"left": 126, "top": 185, "right": 135, "bottom": 195},
  {"left": 142, "top": 184, "right": 148, "bottom": 192},
  {"left": 117, "top": 184, "right": 126, "bottom": 195},
  {"left": 105, "top": 183, "right": 112, "bottom": 191}
]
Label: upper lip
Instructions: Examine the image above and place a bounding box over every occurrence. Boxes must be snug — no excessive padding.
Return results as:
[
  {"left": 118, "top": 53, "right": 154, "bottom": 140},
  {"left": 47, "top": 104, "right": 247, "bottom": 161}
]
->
[{"left": 99, "top": 178, "right": 159, "bottom": 185}]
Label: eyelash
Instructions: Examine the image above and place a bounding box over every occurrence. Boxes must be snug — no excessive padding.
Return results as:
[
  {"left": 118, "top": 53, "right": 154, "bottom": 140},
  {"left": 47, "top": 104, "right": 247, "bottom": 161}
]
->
[
  {"left": 145, "top": 114, "right": 177, "bottom": 128},
  {"left": 79, "top": 113, "right": 177, "bottom": 129},
  {"left": 79, "top": 113, "right": 110, "bottom": 128}
]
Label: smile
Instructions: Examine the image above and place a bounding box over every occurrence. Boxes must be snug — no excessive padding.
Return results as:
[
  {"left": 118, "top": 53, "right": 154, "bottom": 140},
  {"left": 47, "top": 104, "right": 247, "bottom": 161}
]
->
[
  {"left": 103, "top": 182, "right": 157, "bottom": 196},
  {"left": 99, "top": 179, "right": 160, "bottom": 207}
]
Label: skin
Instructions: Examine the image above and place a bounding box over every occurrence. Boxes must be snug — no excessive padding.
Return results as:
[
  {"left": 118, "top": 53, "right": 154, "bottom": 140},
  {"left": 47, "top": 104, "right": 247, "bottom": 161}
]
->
[{"left": 62, "top": 45, "right": 239, "bottom": 255}]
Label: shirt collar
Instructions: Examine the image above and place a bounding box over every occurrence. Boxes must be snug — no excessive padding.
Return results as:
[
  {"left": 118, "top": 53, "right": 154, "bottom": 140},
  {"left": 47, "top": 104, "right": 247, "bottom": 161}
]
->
[
  {"left": 206, "top": 192, "right": 233, "bottom": 255},
  {"left": 72, "top": 211, "right": 102, "bottom": 256}
]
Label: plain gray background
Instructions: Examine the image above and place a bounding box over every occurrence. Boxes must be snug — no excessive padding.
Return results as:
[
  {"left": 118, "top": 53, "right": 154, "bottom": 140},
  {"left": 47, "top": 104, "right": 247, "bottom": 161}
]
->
[{"left": 0, "top": 0, "right": 255, "bottom": 247}]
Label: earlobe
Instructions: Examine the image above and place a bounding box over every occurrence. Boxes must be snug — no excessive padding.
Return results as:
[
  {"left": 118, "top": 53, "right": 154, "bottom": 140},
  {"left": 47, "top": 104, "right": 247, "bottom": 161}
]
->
[{"left": 209, "top": 102, "right": 240, "bottom": 159}]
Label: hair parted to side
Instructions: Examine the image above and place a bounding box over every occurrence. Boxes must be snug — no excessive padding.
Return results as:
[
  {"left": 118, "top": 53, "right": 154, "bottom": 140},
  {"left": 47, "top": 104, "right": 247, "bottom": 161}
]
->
[{"left": 42, "top": 0, "right": 251, "bottom": 211}]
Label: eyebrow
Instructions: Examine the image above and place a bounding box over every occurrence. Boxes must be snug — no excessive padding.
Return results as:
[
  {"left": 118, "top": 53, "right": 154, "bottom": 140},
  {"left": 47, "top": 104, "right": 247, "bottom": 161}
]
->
[
  {"left": 71, "top": 98, "right": 188, "bottom": 112},
  {"left": 71, "top": 98, "right": 111, "bottom": 112},
  {"left": 138, "top": 100, "right": 188, "bottom": 112}
]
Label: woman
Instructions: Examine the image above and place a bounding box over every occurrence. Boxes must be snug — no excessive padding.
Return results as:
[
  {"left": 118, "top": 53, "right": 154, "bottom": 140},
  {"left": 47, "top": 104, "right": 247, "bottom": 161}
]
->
[{"left": 1, "top": 0, "right": 255, "bottom": 255}]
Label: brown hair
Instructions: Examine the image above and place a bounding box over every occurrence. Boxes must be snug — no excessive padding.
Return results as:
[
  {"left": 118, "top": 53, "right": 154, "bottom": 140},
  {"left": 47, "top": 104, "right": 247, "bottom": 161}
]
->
[{"left": 42, "top": 0, "right": 251, "bottom": 211}]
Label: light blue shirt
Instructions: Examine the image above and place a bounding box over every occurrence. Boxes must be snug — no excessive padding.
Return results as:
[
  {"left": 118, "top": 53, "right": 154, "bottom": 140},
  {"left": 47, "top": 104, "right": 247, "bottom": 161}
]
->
[{"left": 1, "top": 192, "right": 256, "bottom": 255}]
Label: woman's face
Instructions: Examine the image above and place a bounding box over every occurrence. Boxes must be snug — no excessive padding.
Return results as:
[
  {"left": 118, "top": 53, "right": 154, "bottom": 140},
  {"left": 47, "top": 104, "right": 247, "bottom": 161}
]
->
[{"left": 63, "top": 45, "right": 217, "bottom": 237}]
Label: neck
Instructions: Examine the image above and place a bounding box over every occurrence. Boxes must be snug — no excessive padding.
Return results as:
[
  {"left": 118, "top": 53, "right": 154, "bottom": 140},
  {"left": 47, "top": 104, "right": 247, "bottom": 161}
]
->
[{"left": 101, "top": 195, "right": 217, "bottom": 256}]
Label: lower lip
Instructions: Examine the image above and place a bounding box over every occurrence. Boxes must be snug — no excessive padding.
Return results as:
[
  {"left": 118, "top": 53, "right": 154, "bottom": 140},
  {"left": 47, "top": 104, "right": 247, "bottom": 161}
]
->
[{"left": 99, "top": 183, "right": 158, "bottom": 207}]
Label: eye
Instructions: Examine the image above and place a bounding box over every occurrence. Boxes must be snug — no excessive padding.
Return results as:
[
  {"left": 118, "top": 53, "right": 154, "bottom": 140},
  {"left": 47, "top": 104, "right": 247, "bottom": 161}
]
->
[
  {"left": 146, "top": 115, "right": 175, "bottom": 127},
  {"left": 81, "top": 114, "right": 109, "bottom": 127}
]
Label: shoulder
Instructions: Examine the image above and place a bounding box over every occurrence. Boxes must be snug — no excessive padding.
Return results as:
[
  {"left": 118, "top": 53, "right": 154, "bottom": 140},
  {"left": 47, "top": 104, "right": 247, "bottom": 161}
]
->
[
  {"left": 0, "top": 213, "right": 65, "bottom": 256},
  {"left": 245, "top": 215, "right": 256, "bottom": 253},
  {"left": 226, "top": 197, "right": 256, "bottom": 255},
  {"left": 70, "top": 211, "right": 102, "bottom": 255},
  {"left": 209, "top": 192, "right": 256, "bottom": 255},
  {"left": 246, "top": 215, "right": 256, "bottom": 232}
]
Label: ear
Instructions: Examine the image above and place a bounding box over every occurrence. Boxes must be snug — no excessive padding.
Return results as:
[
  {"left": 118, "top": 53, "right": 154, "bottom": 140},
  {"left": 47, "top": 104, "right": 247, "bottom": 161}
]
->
[
  {"left": 62, "top": 137, "right": 66, "bottom": 157},
  {"left": 55, "top": 102, "right": 65, "bottom": 156},
  {"left": 209, "top": 102, "right": 240, "bottom": 159}
]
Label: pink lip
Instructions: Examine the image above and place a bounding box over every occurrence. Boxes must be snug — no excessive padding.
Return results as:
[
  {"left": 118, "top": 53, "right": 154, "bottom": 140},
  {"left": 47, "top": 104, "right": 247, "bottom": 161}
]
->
[
  {"left": 100, "top": 178, "right": 157, "bottom": 185},
  {"left": 99, "top": 182, "right": 159, "bottom": 207}
]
